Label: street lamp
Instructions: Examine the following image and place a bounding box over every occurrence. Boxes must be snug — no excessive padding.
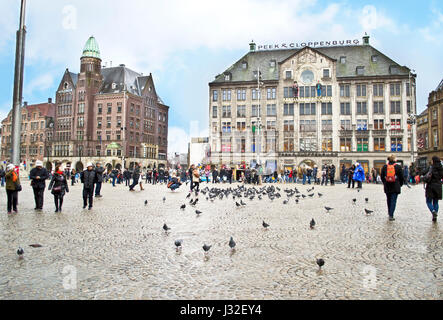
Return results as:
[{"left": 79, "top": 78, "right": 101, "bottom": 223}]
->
[
  {"left": 407, "top": 113, "right": 417, "bottom": 164},
  {"left": 254, "top": 67, "right": 264, "bottom": 168}
]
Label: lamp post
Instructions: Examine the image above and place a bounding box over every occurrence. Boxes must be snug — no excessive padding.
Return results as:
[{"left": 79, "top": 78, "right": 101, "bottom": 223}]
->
[
  {"left": 407, "top": 113, "right": 417, "bottom": 164},
  {"left": 408, "top": 69, "right": 417, "bottom": 164},
  {"left": 255, "top": 67, "right": 264, "bottom": 168},
  {"left": 11, "top": 0, "right": 27, "bottom": 166}
]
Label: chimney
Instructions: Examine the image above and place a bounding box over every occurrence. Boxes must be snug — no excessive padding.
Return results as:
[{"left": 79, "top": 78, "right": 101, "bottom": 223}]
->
[
  {"left": 363, "top": 33, "right": 370, "bottom": 45},
  {"left": 48, "top": 98, "right": 52, "bottom": 103},
  {"left": 249, "top": 40, "right": 256, "bottom": 52}
]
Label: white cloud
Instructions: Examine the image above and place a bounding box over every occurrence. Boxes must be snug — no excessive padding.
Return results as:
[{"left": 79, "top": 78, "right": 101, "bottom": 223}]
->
[{"left": 24, "top": 73, "right": 55, "bottom": 97}]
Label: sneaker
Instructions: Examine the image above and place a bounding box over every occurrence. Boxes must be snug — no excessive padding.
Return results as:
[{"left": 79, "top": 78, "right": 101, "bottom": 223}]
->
[{"left": 389, "top": 216, "right": 395, "bottom": 221}]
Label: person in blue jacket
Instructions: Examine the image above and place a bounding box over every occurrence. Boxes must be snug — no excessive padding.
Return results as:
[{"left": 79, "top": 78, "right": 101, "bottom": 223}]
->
[{"left": 353, "top": 162, "right": 365, "bottom": 189}]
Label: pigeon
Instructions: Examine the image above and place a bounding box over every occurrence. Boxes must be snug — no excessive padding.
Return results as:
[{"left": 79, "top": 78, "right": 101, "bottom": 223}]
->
[
  {"left": 186, "top": 193, "right": 191, "bottom": 199},
  {"left": 229, "top": 237, "right": 236, "bottom": 250},
  {"left": 295, "top": 199, "right": 299, "bottom": 204},
  {"left": 240, "top": 200, "right": 246, "bottom": 206},
  {"left": 163, "top": 197, "right": 166, "bottom": 203},
  {"left": 29, "top": 244, "right": 42, "bottom": 248},
  {"left": 203, "top": 244, "right": 212, "bottom": 253},
  {"left": 17, "top": 247, "right": 24, "bottom": 258},
  {"left": 163, "top": 223, "right": 171, "bottom": 232},
  {"left": 352, "top": 198, "right": 357, "bottom": 204},
  {"left": 235, "top": 202, "right": 241, "bottom": 208},
  {"left": 302, "top": 194, "right": 306, "bottom": 199},
  {"left": 283, "top": 200, "right": 288, "bottom": 205},
  {"left": 364, "top": 209, "right": 374, "bottom": 215},
  {"left": 180, "top": 204, "right": 186, "bottom": 210},
  {"left": 262, "top": 221, "right": 270, "bottom": 229},
  {"left": 365, "top": 198, "right": 369, "bottom": 203},
  {"left": 358, "top": 189, "right": 361, "bottom": 193},
  {"left": 324, "top": 207, "right": 333, "bottom": 212},
  {"left": 310, "top": 219, "right": 316, "bottom": 229},
  {"left": 192, "top": 198, "right": 199, "bottom": 206},
  {"left": 144, "top": 200, "right": 148, "bottom": 206},
  {"left": 308, "top": 194, "right": 314, "bottom": 198},
  {"left": 318, "top": 193, "right": 323, "bottom": 197},
  {"left": 195, "top": 210, "right": 202, "bottom": 216},
  {"left": 316, "top": 258, "right": 325, "bottom": 269},
  {"left": 174, "top": 240, "right": 183, "bottom": 250}
]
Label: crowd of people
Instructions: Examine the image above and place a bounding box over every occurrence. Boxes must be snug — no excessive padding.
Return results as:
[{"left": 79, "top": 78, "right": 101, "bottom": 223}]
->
[{"left": 0, "top": 156, "right": 442, "bottom": 222}]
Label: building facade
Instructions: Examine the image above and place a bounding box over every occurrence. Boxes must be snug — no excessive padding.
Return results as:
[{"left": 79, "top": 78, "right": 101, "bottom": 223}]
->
[
  {"left": 417, "top": 79, "right": 443, "bottom": 169},
  {"left": 208, "top": 35, "right": 417, "bottom": 175},
  {"left": 50, "top": 36, "right": 169, "bottom": 172},
  {"left": 1, "top": 100, "right": 55, "bottom": 170}
]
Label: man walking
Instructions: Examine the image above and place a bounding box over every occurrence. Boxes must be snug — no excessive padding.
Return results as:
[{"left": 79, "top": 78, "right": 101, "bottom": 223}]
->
[
  {"left": 81, "top": 163, "right": 97, "bottom": 210},
  {"left": 129, "top": 163, "right": 142, "bottom": 191},
  {"left": 423, "top": 156, "right": 443, "bottom": 222},
  {"left": 381, "top": 155, "right": 404, "bottom": 221},
  {"left": 95, "top": 162, "right": 105, "bottom": 198},
  {"left": 29, "top": 160, "right": 49, "bottom": 211}
]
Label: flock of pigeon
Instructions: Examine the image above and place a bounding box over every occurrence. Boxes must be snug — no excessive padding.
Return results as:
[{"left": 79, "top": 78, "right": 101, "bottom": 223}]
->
[
  {"left": 151, "top": 184, "right": 374, "bottom": 270},
  {"left": 16, "top": 184, "right": 375, "bottom": 272}
]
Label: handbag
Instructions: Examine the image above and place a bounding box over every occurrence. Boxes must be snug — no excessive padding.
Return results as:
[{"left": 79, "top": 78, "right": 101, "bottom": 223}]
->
[
  {"left": 52, "top": 186, "right": 62, "bottom": 193},
  {"left": 15, "top": 182, "right": 22, "bottom": 192}
]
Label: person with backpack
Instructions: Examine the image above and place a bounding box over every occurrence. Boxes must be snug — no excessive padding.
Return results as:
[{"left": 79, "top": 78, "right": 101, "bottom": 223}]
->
[
  {"left": 422, "top": 156, "right": 443, "bottom": 222},
  {"left": 381, "top": 154, "right": 405, "bottom": 221},
  {"left": 48, "top": 163, "right": 69, "bottom": 212},
  {"left": 5, "top": 164, "right": 20, "bottom": 214}
]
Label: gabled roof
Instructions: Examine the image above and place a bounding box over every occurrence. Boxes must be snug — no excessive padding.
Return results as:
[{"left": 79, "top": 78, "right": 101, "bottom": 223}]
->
[
  {"left": 211, "top": 44, "right": 411, "bottom": 84},
  {"left": 100, "top": 65, "right": 143, "bottom": 95}
]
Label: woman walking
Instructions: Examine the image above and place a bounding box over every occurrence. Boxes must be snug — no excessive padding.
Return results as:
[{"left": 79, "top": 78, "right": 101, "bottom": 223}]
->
[
  {"left": 5, "top": 164, "right": 20, "bottom": 214},
  {"left": 48, "top": 164, "right": 69, "bottom": 213},
  {"left": 424, "top": 156, "right": 443, "bottom": 222},
  {"left": 191, "top": 166, "right": 200, "bottom": 193}
]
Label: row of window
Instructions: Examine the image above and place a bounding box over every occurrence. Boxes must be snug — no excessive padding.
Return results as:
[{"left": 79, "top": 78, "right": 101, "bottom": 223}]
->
[
  {"left": 212, "top": 82, "right": 412, "bottom": 102},
  {"left": 212, "top": 100, "right": 412, "bottom": 118},
  {"left": 217, "top": 137, "right": 404, "bottom": 153},
  {"left": 215, "top": 119, "right": 404, "bottom": 133}
]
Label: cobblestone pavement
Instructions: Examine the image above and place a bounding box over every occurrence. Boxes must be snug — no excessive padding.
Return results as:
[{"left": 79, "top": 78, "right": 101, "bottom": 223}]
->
[{"left": 0, "top": 180, "right": 441, "bottom": 300}]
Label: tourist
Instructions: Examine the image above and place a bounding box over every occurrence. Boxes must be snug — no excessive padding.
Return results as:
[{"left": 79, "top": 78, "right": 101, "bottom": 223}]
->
[
  {"left": 5, "top": 164, "right": 20, "bottom": 214},
  {"left": 340, "top": 164, "right": 347, "bottom": 183},
  {"left": 80, "top": 163, "right": 97, "bottom": 210},
  {"left": 329, "top": 164, "right": 336, "bottom": 186},
  {"left": 212, "top": 167, "right": 218, "bottom": 184},
  {"left": 168, "top": 171, "right": 182, "bottom": 191},
  {"left": 353, "top": 162, "right": 365, "bottom": 189},
  {"left": 347, "top": 164, "right": 355, "bottom": 188},
  {"left": 71, "top": 169, "right": 76, "bottom": 186},
  {"left": 191, "top": 165, "right": 200, "bottom": 192},
  {"left": 29, "top": 160, "right": 49, "bottom": 211},
  {"left": 48, "top": 163, "right": 69, "bottom": 213},
  {"left": 381, "top": 154, "right": 404, "bottom": 221},
  {"left": 95, "top": 162, "right": 105, "bottom": 197},
  {"left": 423, "top": 156, "right": 443, "bottom": 222},
  {"left": 129, "top": 163, "right": 142, "bottom": 191}
]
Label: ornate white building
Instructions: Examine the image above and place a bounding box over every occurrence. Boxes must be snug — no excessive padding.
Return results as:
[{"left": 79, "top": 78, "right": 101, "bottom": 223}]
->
[{"left": 208, "top": 35, "right": 417, "bottom": 175}]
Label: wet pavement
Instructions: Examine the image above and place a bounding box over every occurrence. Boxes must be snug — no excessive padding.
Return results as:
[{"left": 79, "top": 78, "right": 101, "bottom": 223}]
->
[{"left": 0, "top": 180, "right": 441, "bottom": 299}]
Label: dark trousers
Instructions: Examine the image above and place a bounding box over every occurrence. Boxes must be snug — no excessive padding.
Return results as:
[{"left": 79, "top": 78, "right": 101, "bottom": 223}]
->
[
  {"left": 71, "top": 178, "right": 75, "bottom": 186},
  {"left": 348, "top": 178, "right": 355, "bottom": 188},
  {"left": 95, "top": 182, "right": 102, "bottom": 196},
  {"left": 125, "top": 179, "right": 129, "bottom": 186},
  {"left": 191, "top": 181, "right": 199, "bottom": 192},
  {"left": 386, "top": 193, "right": 399, "bottom": 217},
  {"left": 33, "top": 187, "right": 44, "bottom": 209},
  {"left": 6, "top": 190, "right": 18, "bottom": 212},
  {"left": 83, "top": 187, "right": 94, "bottom": 208},
  {"left": 112, "top": 177, "right": 116, "bottom": 186},
  {"left": 129, "top": 178, "right": 139, "bottom": 190},
  {"left": 54, "top": 194, "right": 64, "bottom": 210}
]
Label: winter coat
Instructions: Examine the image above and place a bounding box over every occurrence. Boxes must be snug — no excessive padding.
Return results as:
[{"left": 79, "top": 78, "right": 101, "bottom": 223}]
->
[
  {"left": 95, "top": 166, "right": 105, "bottom": 183},
  {"left": 132, "top": 167, "right": 141, "bottom": 180},
  {"left": 29, "top": 167, "right": 49, "bottom": 189},
  {"left": 48, "top": 172, "right": 69, "bottom": 196},
  {"left": 353, "top": 165, "right": 365, "bottom": 182},
  {"left": 381, "top": 162, "right": 404, "bottom": 194},
  {"left": 5, "top": 170, "right": 20, "bottom": 191},
  {"left": 329, "top": 166, "right": 336, "bottom": 179},
  {"left": 80, "top": 169, "right": 97, "bottom": 189},
  {"left": 425, "top": 162, "right": 443, "bottom": 200}
]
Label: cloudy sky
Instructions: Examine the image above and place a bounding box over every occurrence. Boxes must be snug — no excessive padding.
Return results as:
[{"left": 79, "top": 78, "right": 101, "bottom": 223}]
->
[{"left": 0, "top": 0, "right": 442, "bottom": 154}]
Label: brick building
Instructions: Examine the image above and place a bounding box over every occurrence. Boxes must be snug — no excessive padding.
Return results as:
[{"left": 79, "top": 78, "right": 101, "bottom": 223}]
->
[
  {"left": 417, "top": 79, "right": 443, "bottom": 170},
  {"left": 208, "top": 35, "right": 417, "bottom": 176},
  {"left": 50, "top": 36, "right": 169, "bottom": 172},
  {"left": 1, "top": 100, "right": 55, "bottom": 169}
]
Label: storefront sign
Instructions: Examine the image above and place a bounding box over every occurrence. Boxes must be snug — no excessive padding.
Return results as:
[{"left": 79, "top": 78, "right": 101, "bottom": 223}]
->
[{"left": 257, "top": 39, "right": 360, "bottom": 51}]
